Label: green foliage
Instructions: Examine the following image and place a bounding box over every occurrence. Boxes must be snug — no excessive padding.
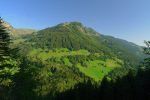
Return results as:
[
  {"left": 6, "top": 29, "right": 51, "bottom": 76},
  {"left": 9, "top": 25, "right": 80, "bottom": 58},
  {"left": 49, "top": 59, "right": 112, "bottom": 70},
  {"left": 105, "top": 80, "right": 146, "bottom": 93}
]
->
[
  {"left": 0, "top": 18, "right": 19, "bottom": 86},
  {"left": 26, "top": 48, "right": 123, "bottom": 81},
  {"left": 77, "top": 59, "right": 122, "bottom": 81},
  {"left": 101, "top": 35, "right": 145, "bottom": 67},
  {"left": 9, "top": 21, "right": 146, "bottom": 100},
  {"left": 15, "top": 22, "right": 144, "bottom": 69},
  {"left": 0, "top": 58, "right": 19, "bottom": 86},
  {"left": 0, "top": 19, "right": 11, "bottom": 59},
  {"left": 140, "top": 41, "right": 150, "bottom": 70},
  {"left": 27, "top": 48, "right": 90, "bottom": 61},
  {"left": 28, "top": 22, "right": 104, "bottom": 53},
  {"left": 0, "top": 18, "right": 19, "bottom": 100}
]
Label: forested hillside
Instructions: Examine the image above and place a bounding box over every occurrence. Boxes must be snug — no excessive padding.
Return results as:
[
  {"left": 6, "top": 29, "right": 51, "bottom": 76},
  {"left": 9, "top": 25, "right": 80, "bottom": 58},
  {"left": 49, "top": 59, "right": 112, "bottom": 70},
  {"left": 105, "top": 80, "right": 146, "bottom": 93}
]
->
[{"left": 0, "top": 20, "right": 148, "bottom": 100}]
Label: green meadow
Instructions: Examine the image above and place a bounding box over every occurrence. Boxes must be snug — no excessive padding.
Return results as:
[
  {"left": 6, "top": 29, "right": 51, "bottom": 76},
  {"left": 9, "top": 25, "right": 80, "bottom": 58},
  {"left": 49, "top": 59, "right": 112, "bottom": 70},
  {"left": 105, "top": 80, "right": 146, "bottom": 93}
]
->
[{"left": 27, "top": 48, "right": 123, "bottom": 81}]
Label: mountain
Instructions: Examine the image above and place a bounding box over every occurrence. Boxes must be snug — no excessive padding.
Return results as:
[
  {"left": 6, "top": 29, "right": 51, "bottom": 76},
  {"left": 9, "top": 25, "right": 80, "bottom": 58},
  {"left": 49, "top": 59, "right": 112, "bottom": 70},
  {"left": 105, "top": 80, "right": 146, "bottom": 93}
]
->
[
  {"left": 23, "top": 22, "right": 144, "bottom": 66},
  {"left": 11, "top": 28, "right": 36, "bottom": 38},
  {"left": 27, "top": 22, "right": 107, "bottom": 52},
  {"left": 12, "top": 22, "right": 145, "bottom": 99},
  {"left": 1, "top": 20, "right": 36, "bottom": 38}
]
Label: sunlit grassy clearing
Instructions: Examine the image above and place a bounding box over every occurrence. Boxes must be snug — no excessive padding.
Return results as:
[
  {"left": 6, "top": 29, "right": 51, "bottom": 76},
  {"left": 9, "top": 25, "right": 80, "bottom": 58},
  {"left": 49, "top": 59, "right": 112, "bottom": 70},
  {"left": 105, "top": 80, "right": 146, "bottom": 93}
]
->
[
  {"left": 28, "top": 48, "right": 90, "bottom": 61},
  {"left": 77, "top": 60, "right": 121, "bottom": 81}
]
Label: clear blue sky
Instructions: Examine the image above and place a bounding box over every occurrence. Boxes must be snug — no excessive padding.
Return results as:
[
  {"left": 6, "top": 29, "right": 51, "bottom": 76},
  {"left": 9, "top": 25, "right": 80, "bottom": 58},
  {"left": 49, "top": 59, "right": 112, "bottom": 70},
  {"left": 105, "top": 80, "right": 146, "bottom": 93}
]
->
[{"left": 0, "top": 0, "right": 150, "bottom": 46}]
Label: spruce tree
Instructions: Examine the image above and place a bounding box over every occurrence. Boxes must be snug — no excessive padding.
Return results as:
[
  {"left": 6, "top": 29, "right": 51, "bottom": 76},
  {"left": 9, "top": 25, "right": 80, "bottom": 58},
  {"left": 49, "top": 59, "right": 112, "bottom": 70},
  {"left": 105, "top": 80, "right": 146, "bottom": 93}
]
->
[
  {"left": 0, "top": 18, "right": 19, "bottom": 99},
  {"left": 0, "top": 17, "right": 11, "bottom": 62}
]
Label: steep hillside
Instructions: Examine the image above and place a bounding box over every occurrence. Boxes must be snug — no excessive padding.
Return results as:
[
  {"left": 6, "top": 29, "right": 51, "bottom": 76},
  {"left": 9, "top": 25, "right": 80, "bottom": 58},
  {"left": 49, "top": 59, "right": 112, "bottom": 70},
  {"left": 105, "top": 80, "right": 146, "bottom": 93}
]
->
[
  {"left": 28, "top": 22, "right": 106, "bottom": 52},
  {"left": 100, "top": 35, "right": 144, "bottom": 67}
]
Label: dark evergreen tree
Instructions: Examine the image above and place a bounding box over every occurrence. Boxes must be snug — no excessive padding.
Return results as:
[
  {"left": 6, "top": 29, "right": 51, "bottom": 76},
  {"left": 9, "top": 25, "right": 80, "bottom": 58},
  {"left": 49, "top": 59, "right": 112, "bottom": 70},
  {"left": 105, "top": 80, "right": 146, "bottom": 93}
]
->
[
  {"left": 0, "top": 18, "right": 19, "bottom": 100},
  {"left": 0, "top": 17, "right": 11, "bottom": 60}
]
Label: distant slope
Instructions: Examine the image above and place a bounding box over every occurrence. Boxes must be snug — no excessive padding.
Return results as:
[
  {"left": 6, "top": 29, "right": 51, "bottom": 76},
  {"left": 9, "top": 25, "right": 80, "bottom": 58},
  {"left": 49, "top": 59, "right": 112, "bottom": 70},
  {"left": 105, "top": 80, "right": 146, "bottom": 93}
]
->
[
  {"left": 1, "top": 20, "right": 36, "bottom": 38},
  {"left": 100, "top": 35, "right": 144, "bottom": 67},
  {"left": 11, "top": 28, "right": 36, "bottom": 38}
]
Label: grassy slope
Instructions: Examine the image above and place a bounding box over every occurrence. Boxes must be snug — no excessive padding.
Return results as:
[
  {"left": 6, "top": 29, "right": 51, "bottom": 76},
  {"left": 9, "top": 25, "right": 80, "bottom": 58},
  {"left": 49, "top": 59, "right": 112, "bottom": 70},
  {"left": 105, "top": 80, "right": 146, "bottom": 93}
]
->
[
  {"left": 27, "top": 48, "right": 123, "bottom": 81},
  {"left": 77, "top": 59, "right": 122, "bottom": 81},
  {"left": 28, "top": 48, "right": 90, "bottom": 61}
]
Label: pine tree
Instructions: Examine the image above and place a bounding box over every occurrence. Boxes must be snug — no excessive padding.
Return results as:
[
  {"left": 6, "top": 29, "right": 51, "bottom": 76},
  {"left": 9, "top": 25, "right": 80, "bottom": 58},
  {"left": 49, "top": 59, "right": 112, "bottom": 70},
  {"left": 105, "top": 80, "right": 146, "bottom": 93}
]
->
[
  {"left": 0, "top": 17, "right": 11, "bottom": 62},
  {"left": 0, "top": 18, "right": 19, "bottom": 99}
]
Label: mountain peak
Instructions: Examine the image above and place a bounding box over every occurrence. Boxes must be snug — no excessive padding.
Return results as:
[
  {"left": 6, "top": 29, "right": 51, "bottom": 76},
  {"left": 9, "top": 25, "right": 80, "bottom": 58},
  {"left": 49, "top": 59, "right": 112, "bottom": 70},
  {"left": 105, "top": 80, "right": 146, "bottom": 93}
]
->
[
  {"left": 68, "top": 21, "right": 83, "bottom": 26},
  {"left": 59, "top": 21, "right": 83, "bottom": 26}
]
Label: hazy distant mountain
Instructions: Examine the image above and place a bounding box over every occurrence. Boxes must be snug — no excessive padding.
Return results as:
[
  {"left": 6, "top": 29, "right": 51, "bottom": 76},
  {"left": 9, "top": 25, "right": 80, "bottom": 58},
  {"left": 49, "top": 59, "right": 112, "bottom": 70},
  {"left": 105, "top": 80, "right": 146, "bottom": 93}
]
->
[
  {"left": 11, "top": 28, "right": 36, "bottom": 38},
  {"left": 1, "top": 20, "right": 36, "bottom": 38}
]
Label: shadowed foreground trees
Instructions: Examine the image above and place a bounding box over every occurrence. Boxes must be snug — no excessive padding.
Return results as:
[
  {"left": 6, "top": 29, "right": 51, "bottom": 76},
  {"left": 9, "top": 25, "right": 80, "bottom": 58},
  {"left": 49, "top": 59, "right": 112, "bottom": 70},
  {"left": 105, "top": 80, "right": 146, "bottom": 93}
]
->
[{"left": 55, "top": 68, "right": 149, "bottom": 100}]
